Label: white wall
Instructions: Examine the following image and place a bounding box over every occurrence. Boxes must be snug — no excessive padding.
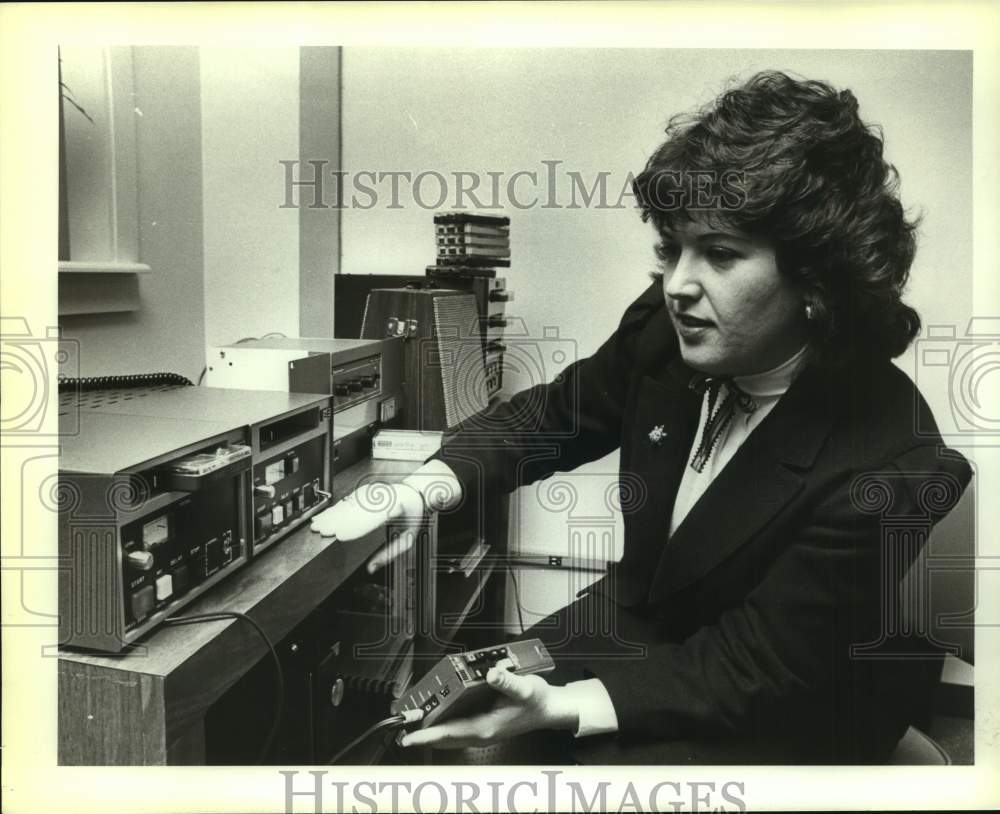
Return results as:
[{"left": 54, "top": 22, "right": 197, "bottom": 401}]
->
[
  {"left": 201, "top": 48, "right": 301, "bottom": 349},
  {"left": 62, "top": 48, "right": 337, "bottom": 378},
  {"left": 59, "top": 47, "right": 207, "bottom": 382},
  {"left": 341, "top": 48, "right": 973, "bottom": 625}
]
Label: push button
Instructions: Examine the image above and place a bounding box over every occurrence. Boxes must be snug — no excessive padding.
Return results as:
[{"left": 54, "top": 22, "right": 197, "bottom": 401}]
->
[
  {"left": 130, "top": 585, "right": 156, "bottom": 620},
  {"left": 171, "top": 564, "right": 190, "bottom": 595},
  {"left": 155, "top": 574, "right": 173, "bottom": 601},
  {"left": 272, "top": 505, "right": 284, "bottom": 525}
]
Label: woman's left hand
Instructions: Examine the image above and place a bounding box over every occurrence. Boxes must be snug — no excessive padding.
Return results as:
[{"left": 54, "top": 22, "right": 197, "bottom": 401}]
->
[{"left": 398, "top": 662, "right": 579, "bottom": 749}]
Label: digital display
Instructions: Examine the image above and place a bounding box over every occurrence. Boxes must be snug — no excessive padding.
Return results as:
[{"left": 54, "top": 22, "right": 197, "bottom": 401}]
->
[{"left": 142, "top": 515, "right": 170, "bottom": 547}]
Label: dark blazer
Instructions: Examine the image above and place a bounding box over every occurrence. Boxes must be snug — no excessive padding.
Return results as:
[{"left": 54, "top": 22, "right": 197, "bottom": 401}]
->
[{"left": 432, "top": 281, "right": 972, "bottom": 763}]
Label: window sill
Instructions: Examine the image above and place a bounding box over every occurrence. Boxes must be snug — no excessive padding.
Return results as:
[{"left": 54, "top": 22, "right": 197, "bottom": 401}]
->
[{"left": 58, "top": 261, "right": 151, "bottom": 275}]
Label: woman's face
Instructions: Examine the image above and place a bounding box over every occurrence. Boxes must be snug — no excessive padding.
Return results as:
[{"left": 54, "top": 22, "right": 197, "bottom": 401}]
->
[{"left": 658, "top": 218, "right": 808, "bottom": 376}]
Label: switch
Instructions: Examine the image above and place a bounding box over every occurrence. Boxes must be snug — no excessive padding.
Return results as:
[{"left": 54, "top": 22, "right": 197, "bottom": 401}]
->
[
  {"left": 171, "top": 564, "right": 190, "bottom": 595},
  {"left": 126, "top": 550, "right": 155, "bottom": 571},
  {"left": 130, "top": 585, "right": 156, "bottom": 620},
  {"left": 348, "top": 380, "right": 363, "bottom": 393},
  {"left": 290, "top": 456, "right": 300, "bottom": 473},
  {"left": 284, "top": 499, "right": 294, "bottom": 517},
  {"left": 255, "top": 484, "right": 276, "bottom": 498},
  {"left": 155, "top": 574, "right": 173, "bottom": 602},
  {"left": 297, "top": 493, "right": 306, "bottom": 511},
  {"left": 272, "top": 505, "right": 284, "bottom": 525}
]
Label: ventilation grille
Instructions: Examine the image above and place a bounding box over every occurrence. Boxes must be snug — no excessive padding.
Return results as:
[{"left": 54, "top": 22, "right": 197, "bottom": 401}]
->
[
  {"left": 432, "top": 295, "right": 488, "bottom": 427},
  {"left": 59, "top": 383, "right": 188, "bottom": 412}
]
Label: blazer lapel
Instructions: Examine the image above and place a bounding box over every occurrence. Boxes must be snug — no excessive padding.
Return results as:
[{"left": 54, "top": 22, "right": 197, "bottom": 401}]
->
[
  {"left": 646, "top": 363, "right": 837, "bottom": 601},
  {"left": 615, "top": 356, "right": 701, "bottom": 597}
]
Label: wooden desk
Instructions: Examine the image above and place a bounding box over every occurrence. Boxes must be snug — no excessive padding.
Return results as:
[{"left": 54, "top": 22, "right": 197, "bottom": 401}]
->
[{"left": 57, "top": 458, "right": 425, "bottom": 765}]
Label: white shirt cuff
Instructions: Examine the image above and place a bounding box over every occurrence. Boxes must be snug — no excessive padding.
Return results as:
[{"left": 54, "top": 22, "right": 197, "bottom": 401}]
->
[{"left": 562, "top": 678, "right": 619, "bottom": 738}]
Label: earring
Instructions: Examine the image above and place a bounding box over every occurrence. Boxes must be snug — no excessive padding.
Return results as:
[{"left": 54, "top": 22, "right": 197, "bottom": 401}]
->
[{"left": 804, "top": 302, "right": 815, "bottom": 321}]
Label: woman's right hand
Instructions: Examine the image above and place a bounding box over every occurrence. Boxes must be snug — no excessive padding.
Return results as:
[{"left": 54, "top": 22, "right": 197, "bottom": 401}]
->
[{"left": 309, "top": 459, "right": 462, "bottom": 573}]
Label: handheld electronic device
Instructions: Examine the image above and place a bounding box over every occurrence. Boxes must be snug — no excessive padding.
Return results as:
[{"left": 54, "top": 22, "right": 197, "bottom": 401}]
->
[{"left": 391, "top": 639, "right": 554, "bottom": 728}]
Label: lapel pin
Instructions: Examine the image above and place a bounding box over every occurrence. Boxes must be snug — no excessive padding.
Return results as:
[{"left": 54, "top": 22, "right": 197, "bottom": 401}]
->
[{"left": 648, "top": 424, "right": 666, "bottom": 447}]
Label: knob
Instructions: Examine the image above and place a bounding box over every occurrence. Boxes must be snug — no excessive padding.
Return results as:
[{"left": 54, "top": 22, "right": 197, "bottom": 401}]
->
[
  {"left": 255, "top": 484, "right": 276, "bottom": 498},
  {"left": 126, "top": 550, "right": 154, "bottom": 571},
  {"left": 489, "top": 290, "right": 513, "bottom": 302}
]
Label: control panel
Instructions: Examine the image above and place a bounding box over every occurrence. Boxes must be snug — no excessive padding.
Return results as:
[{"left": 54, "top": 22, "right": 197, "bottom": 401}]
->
[
  {"left": 59, "top": 412, "right": 254, "bottom": 652},
  {"left": 121, "top": 450, "right": 248, "bottom": 633},
  {"left": 331, "top": 354, "right": 382, "bottom": 412},
  {"left": 391, "top": 639, "right": 554, "bottom": 727},
  {"left": 252, "top": 433, "right": 327, "bottom": 553}
]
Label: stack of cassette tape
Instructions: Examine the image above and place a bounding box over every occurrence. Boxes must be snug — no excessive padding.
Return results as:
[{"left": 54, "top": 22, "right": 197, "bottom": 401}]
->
[{"left": 429, "top": 212, "right": 510, "bottom": 276}]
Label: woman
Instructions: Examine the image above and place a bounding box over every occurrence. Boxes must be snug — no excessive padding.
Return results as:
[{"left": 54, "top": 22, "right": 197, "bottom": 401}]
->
[{"left": 312, "top": 71, "right": 971, "bottom": 764}]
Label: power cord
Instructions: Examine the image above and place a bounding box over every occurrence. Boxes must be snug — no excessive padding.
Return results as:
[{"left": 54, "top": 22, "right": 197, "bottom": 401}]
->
[
  {"left": 506, "top": 560, "right": 526, "bottom": 635},
  {"left": 328, "top": 709, "right": 424, "bottom": 765},
  {"left": 165, "top": 610, "right": 284, "bottom": 764}
]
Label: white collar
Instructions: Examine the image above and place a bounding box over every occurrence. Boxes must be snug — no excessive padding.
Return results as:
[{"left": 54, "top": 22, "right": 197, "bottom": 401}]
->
[{"left": 733, "top": 345, "right": 811, "bottom": 399}]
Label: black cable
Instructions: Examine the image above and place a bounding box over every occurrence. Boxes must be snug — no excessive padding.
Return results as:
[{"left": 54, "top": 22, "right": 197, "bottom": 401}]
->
[
  {"left": 328, "top": 714, "right": 407, "bottom": 765},
  {"left": 506, "top": 560, "right": 526, "bottom": 635},
  {"left": 58, "top": 372, "right": 194, "bottom": 392},
  {"left": 165, "top": 611, "right": 284, "bottom": 765}
]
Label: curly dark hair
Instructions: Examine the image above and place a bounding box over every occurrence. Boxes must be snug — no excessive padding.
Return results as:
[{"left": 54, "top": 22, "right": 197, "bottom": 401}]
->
[{"left": 633, "top": 70, "right": 921, "bottom": 365}]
